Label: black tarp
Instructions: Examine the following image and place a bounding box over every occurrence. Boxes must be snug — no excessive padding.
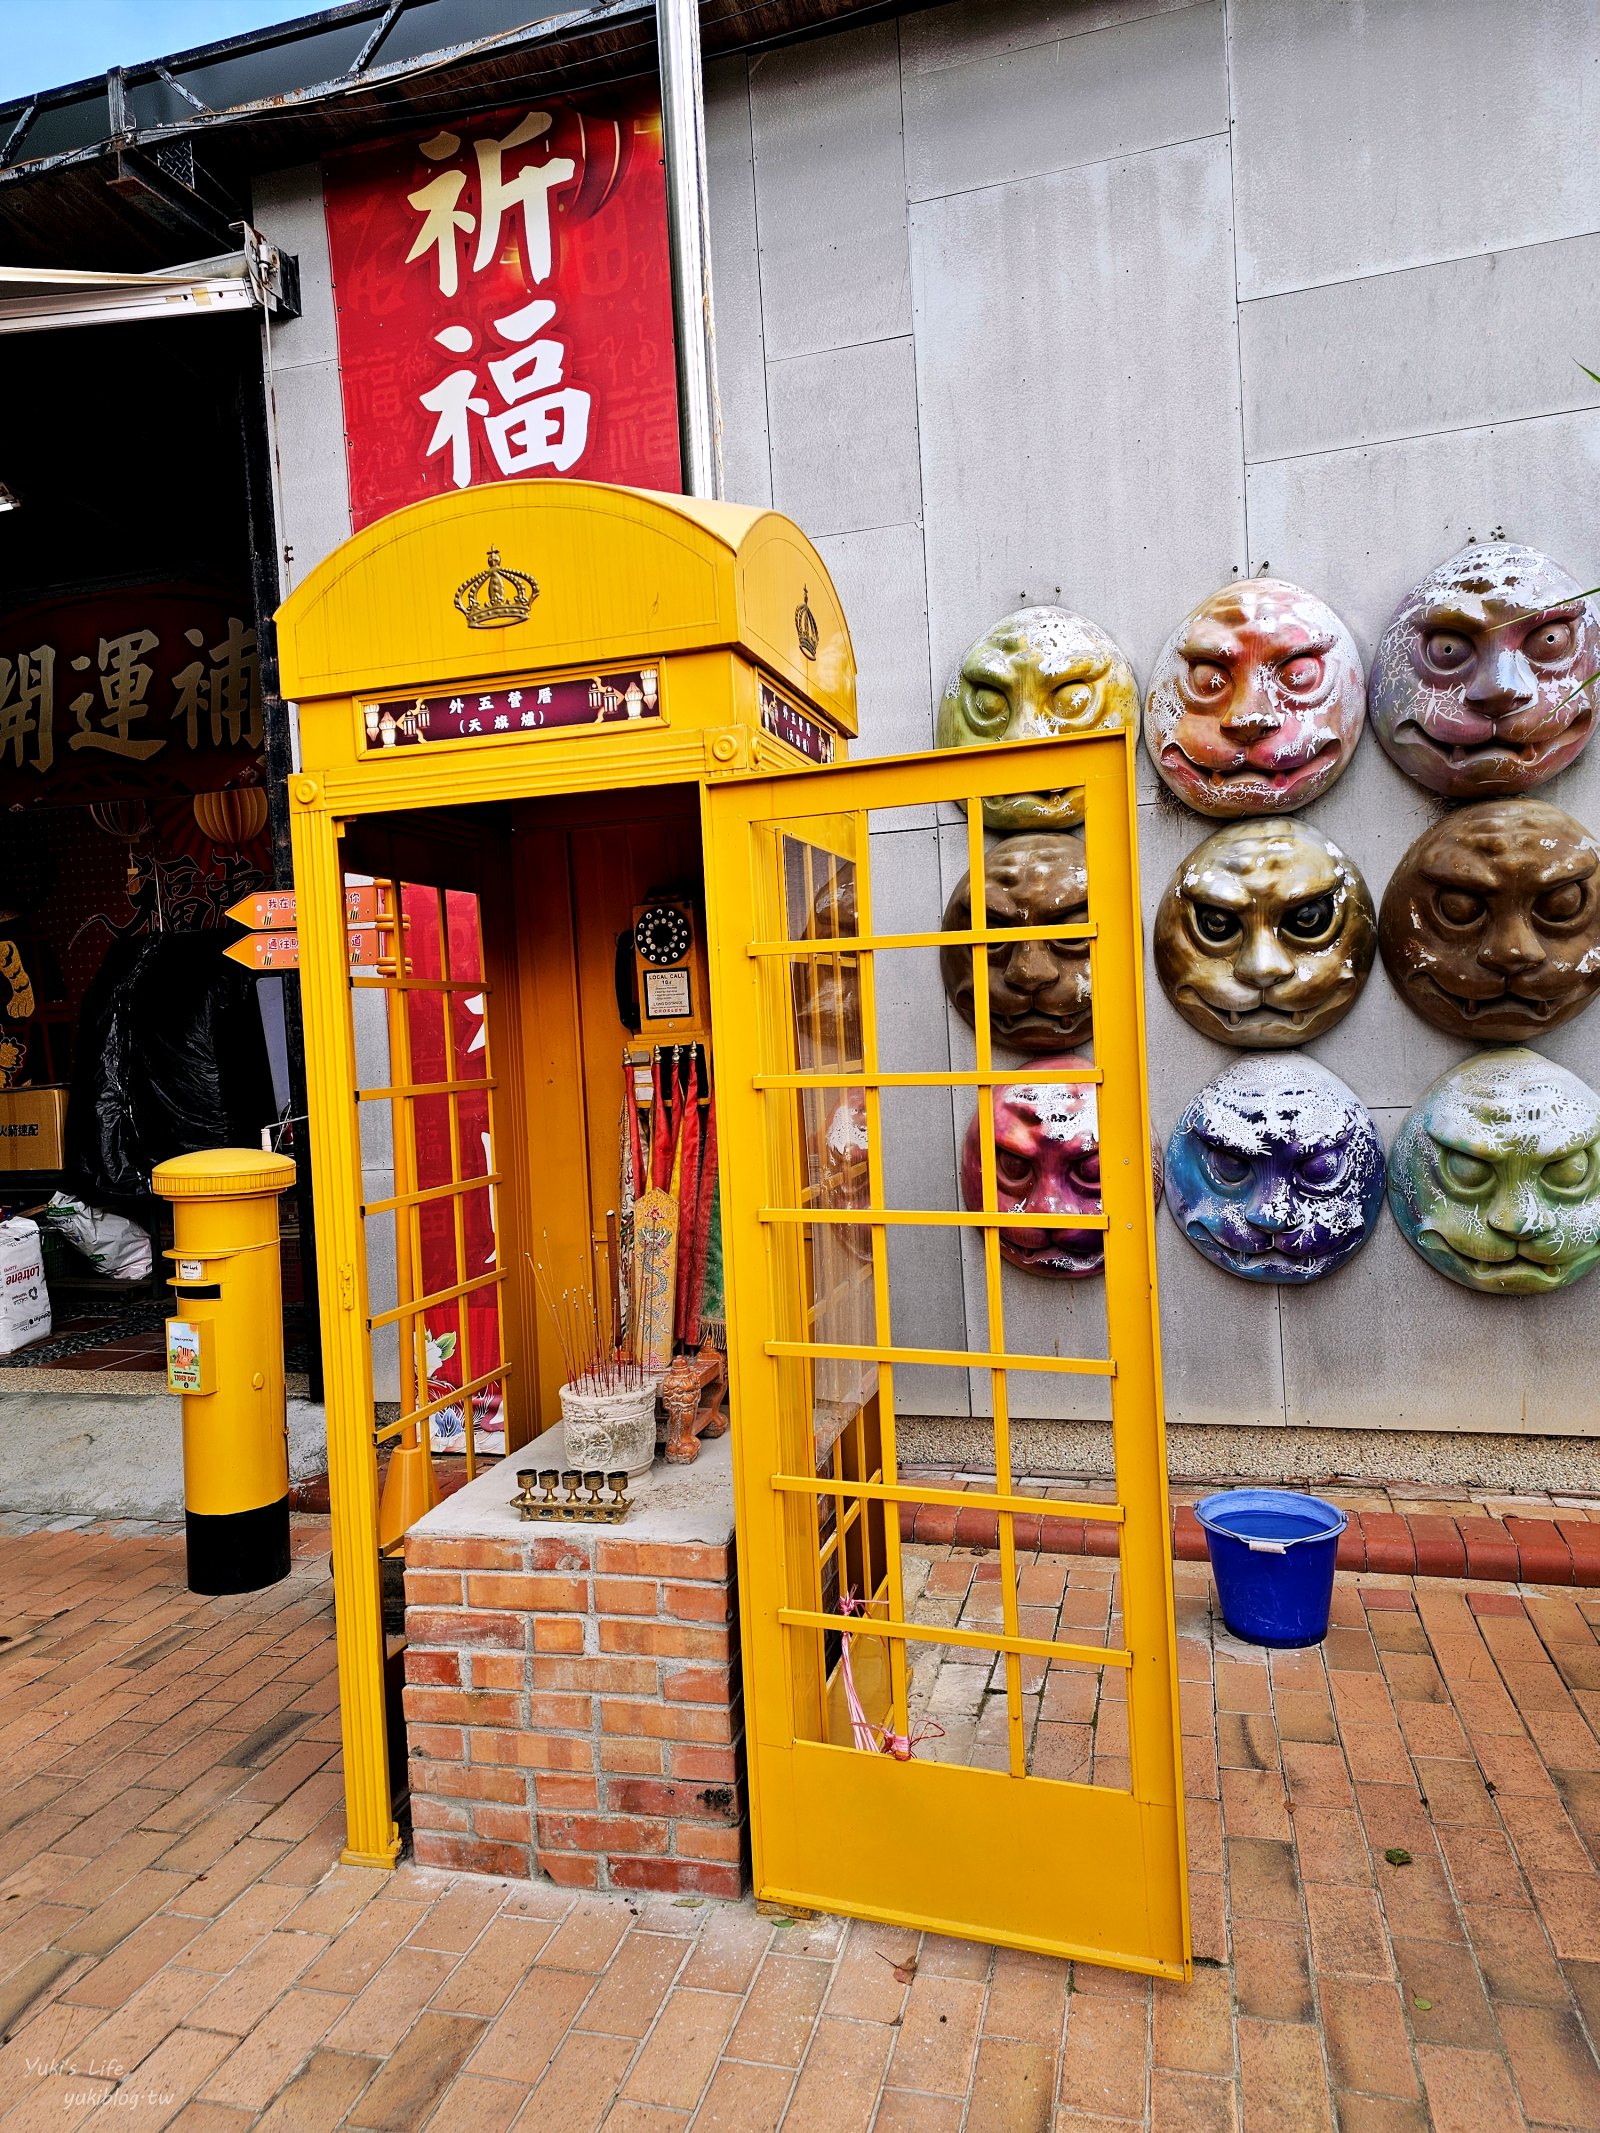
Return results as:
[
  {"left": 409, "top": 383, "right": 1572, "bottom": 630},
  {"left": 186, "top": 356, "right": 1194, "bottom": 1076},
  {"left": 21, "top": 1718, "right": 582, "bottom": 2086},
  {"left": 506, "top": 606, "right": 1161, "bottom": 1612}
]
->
[{"left": 65, "top": 931, "right": 276, "bottom": 1209}]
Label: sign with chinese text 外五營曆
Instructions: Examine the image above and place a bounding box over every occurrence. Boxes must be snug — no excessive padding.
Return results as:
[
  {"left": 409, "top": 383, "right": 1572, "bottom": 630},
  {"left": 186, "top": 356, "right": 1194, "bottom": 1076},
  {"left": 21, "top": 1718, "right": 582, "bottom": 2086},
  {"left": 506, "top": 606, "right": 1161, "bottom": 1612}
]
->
[
  {"left": 226, "top": 886, "right": 386, "bottom": 931},
  {"left": 0, "top": 585, "right": 262, "bottom": 806},
  {"left": 359, "top": 669, "right": 662, "bottom": 749},
  {"left": 759, "top": 682, "right": 836, "bottom": 765},
  {"left": 323, "top": 88, "right": 680, "bottom": 529}
]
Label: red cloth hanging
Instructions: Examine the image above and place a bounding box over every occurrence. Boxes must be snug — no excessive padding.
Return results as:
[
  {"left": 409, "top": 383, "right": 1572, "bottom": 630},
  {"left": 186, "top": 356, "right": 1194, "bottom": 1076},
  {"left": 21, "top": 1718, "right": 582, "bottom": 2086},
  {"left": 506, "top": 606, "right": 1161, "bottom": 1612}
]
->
[
  {"left": 650, "top": 1050, "right": 671, "bottom": 1190},
  {"left": 673, "top": 1052, "right": 701, "bottom": 1340},
  {"left": 626, "top": 1062, "right": 645, "bottom": 1201}
]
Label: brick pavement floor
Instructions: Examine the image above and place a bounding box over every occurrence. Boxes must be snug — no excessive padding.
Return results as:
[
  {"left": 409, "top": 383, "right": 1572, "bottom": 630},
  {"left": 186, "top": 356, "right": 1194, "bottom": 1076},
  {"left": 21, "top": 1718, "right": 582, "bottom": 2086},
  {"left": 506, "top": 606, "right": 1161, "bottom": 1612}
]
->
[{"left": 3, "top": 1514, "right": 1600, "bottom": 2131}]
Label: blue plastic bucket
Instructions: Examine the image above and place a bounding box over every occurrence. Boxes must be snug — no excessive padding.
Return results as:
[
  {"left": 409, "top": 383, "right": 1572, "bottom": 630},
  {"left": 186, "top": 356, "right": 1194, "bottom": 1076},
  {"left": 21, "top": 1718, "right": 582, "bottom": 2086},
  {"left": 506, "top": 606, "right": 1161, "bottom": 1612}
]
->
[{"left": 1193, "top": 1488, "right": 1348, "bottom": 1648}]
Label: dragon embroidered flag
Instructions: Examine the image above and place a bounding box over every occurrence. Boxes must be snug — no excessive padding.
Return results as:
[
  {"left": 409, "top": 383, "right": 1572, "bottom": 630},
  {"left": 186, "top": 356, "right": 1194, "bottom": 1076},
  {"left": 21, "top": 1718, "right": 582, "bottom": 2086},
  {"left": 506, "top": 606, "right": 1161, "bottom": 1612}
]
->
[{"left": 323, "top": 86, "right": 681, "bottom": 530}]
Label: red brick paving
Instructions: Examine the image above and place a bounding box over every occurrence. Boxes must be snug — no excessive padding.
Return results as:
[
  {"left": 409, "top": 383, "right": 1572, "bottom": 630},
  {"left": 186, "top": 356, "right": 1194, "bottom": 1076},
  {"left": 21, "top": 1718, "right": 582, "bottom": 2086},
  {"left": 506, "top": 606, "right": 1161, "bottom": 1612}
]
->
[
  {"left": 900, "top": 1475, "right": 1600, "bottom": 1589},
  {"left": 2, "top": 1513, "right": 1599, "bottom": 2128}
]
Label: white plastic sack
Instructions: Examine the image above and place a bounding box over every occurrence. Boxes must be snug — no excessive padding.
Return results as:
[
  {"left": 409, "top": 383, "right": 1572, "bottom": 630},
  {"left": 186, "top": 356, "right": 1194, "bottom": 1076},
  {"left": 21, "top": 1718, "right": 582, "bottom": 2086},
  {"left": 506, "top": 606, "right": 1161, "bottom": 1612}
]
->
[
  {"left": 0, "top": 1217, "right": 51, "bottom": 1356},
  {"left": 41, "top": 1193, "right": 153, "bottom": 1281}
]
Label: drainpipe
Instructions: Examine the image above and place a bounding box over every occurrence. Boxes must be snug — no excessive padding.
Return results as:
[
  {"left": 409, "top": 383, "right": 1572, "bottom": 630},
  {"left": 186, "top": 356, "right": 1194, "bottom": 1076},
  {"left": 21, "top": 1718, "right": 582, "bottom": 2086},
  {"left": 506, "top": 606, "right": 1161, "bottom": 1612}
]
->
[{"left": 656, "top": 0, "right": 722, "bottom": 499}]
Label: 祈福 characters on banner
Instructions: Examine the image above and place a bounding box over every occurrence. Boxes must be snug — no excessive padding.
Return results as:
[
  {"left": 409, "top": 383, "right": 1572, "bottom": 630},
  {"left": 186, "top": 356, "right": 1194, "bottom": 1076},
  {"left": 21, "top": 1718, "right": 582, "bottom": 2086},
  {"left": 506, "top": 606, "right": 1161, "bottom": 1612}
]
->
[{"left": 323, "top": 88, "right": 681, "bottom": 528}]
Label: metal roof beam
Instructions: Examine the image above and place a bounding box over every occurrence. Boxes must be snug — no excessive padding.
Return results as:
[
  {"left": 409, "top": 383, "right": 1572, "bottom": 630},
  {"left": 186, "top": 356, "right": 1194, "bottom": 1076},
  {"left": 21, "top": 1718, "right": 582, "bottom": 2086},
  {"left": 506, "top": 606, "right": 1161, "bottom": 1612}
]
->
[
  {"left": 106, "top": 145, "right": 237, "bottom": 253},
  {"left": 154, "top": 66, "right": 212, "bottom": 115},
  {"left": 351, "top": 0, "right": 410, "bottom": 74},
  {"left": 0, "top": 101, "right": 36, "bottom": 168}
]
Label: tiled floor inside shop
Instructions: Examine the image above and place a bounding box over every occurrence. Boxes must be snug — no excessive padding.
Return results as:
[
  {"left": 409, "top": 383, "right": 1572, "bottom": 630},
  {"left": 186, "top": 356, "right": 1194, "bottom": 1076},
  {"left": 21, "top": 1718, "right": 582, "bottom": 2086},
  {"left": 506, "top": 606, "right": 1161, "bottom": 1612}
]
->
[
  {"left": 3, "top": 1510, "right": 1600, "bottom": 2130},
  {"left": 0, "top": 1295, "right": 168, "bottom": 1373},
  {"left": 0, "top": 1295, "right": 310, "bottom": 1389}
]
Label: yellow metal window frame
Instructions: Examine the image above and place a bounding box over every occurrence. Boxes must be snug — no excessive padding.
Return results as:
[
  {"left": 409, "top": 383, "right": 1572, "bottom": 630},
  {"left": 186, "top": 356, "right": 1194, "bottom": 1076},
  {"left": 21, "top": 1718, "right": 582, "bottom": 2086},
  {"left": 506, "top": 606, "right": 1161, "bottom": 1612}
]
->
[
  {"left": 353, "top": 878, "right": 509, "bottom": 1469},
  {"left": 288, "top": 834, "right": 511, "bottom": 1869}
]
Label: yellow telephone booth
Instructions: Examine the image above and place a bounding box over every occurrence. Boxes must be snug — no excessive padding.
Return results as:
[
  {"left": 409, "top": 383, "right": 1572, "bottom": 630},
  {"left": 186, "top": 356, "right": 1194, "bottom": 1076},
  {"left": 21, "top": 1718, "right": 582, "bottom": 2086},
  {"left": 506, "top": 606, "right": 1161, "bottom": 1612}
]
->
[{"left": 278, "top": 479, "right": 1188, "bottom": 1975}]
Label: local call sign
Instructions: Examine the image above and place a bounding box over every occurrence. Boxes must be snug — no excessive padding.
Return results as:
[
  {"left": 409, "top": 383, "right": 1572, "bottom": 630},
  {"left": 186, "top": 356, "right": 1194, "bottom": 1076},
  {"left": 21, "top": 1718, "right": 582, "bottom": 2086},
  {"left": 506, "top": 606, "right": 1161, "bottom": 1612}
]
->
[{"left": 323, "top": 87, "right": 681, "bottom": 530}]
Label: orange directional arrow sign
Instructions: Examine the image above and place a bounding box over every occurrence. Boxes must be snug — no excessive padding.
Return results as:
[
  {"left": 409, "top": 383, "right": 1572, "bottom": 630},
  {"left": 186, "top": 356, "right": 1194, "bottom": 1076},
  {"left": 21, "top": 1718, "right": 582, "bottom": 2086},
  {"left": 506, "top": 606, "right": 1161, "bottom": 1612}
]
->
[
  {"left": 223, "top": 931, "right": 301, "bottom": 971},
  {"left": 226, "top": 884, "right": 384, "bottom": 930},
  {"left": 222, "top": 925, "right": 387, "bottom": 973},
  {"left": 226, "top": 888, "right": 297, "bottom": 930}
]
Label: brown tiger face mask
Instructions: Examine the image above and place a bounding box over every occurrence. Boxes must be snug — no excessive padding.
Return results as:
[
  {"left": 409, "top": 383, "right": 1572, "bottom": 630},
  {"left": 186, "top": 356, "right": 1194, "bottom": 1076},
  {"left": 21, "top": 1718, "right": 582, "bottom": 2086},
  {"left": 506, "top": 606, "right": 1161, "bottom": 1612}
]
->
[
  {"left": 1380, "top": 798, "right": 1600, "bottom": 1041},
  {"left": 1155, "top": 817, "right": 1376, "bottom": 1047}
]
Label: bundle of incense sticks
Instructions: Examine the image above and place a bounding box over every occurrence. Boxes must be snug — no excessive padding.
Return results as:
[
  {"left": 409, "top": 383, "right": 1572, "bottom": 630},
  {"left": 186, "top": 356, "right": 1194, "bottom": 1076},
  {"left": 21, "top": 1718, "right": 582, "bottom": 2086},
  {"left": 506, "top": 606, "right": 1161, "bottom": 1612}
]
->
[{"left": 531, "top": 1245, "right": 651, "bottom": 1394}]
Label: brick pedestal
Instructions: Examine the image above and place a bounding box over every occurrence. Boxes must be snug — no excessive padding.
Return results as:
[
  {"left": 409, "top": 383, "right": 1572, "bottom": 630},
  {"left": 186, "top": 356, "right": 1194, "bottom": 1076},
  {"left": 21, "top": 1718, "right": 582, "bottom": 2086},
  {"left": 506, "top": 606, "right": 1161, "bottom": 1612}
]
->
[{"left": 402, "top": 1429, "right": 744, "bottom": 1896}]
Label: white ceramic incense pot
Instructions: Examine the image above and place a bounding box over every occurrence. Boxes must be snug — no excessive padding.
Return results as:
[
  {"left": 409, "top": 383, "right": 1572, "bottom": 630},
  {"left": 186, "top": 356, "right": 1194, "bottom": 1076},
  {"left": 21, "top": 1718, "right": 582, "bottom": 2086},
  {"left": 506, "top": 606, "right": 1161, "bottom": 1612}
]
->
[{"left": 558, "top": 1375, "right": 660, "bottom": 1476}]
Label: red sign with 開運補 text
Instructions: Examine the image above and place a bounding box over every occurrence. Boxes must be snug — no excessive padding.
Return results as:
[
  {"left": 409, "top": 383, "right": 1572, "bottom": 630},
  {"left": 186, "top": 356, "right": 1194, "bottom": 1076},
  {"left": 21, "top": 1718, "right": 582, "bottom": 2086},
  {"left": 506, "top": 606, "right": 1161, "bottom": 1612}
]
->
[
  {"left": 323, "top": 87, "right": 681, "bottom": 530},
  {"left": 0, "top": 583, "right": 262, "bottom": 808}
]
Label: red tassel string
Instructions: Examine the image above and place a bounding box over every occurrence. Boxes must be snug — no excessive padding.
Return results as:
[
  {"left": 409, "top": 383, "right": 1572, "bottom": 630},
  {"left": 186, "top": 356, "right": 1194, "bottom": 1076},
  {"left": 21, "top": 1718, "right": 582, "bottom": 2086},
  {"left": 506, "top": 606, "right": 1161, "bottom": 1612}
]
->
[{"left": 685, "top": 1090, "right": 717, "bottom": 1347}]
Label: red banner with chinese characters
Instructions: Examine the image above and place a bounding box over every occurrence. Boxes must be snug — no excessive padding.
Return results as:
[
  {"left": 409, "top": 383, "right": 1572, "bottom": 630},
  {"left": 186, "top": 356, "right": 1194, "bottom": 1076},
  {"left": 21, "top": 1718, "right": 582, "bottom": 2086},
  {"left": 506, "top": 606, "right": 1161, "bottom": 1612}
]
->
[
  {"left": 0, "top": 584, "right": 263, "bottom": 809},
  {"left": 323, "top": 87, "right": 681, "bottom": 530}
]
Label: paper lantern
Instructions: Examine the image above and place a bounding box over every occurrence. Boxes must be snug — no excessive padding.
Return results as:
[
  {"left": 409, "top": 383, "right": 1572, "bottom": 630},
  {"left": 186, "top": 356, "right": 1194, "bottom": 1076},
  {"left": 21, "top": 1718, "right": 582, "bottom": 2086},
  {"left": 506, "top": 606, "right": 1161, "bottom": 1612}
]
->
[{"left": 193, "top": 786, "right": 269, "bottom": 849}]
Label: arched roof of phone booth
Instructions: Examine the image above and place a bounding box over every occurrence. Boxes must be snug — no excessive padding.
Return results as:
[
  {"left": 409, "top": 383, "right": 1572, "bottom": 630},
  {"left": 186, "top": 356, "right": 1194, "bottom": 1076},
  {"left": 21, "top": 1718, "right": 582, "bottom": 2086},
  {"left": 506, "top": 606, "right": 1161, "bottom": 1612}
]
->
[{"left": 276, "top": 479, "right": 856, "bottom": 736}]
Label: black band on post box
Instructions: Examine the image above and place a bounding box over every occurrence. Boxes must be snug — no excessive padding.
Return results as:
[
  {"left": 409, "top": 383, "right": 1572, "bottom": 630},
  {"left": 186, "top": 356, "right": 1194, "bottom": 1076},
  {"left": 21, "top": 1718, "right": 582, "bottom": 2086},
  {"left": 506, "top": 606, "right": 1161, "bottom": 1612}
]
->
[{"left": 185, "top": 1495, "right": 292, "bottom": 1595}]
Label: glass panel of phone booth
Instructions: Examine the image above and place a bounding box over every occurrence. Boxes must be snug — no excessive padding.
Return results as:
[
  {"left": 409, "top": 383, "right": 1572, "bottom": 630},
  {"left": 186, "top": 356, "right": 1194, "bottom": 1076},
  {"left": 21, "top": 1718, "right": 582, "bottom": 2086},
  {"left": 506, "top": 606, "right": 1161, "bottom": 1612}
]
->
[
  {"left": 705, "top": 730, "right": 1187, "bottom": 1973},
  {"left": 350, "top": 875, "right": 506, "bottom": 1477}
]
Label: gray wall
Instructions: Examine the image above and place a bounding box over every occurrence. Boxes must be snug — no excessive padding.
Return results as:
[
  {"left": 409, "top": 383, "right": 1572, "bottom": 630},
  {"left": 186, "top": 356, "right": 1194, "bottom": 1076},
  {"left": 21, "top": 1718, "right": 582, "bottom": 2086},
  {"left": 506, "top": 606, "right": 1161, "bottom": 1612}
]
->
[
  {"left": 705, "top": 0, "right": 1600, "bottom": 1446},
  {"left": 255, "top": 0, "right": 1600, "bottom": 1446},
  {"left": 252, "top": 164, "right": 352, "bottom": 597}
]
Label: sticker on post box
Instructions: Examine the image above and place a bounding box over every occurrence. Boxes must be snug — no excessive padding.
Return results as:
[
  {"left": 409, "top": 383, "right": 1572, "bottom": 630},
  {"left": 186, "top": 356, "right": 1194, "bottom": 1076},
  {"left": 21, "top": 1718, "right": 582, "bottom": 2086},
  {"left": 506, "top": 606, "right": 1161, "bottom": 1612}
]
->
[
  {"left": 166, "top": 1319, "right": 212, "bottom": 1395},
  {"left": 177, "top": 1260, "right": 204, "bottom": 1281}
]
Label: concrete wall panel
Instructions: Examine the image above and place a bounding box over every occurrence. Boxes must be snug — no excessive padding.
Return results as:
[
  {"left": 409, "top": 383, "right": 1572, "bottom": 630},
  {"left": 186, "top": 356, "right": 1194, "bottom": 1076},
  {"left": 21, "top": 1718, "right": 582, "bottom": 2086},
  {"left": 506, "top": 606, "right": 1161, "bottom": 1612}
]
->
[
  {"left": 815, "top": 523, "right": 933, "bottom": 758},
  {"left": 251, "top": 164, "right": 352, "bottom": 588},
  {"left": 901, "top": 0, "right": 1196, "bottom": 75},
  {"left": 903, "top": 0, "right": 1226, "bottom": 202},
  {"left": 265, "top": 364, "right": 356, "bottom": 595},
  {"left": 749, "top": 18, "right": 911, "bottom": 360},
  {"left": 911, "top": 137, "right": 1247, "bottom": 700},
  {"left": 1244, "top": 410, "right": 1600, "bottom": 661},
  {"left": 1282, "top": 1119, "right": 1598, "bottom": 1438},
  {"left": 1242, "top": 234, "right": 1600, "bottom": 463},
  {"left": 1229, "top": 0, "right": 1600, "bottom": 299},
  {"left": 1153, "top": 1219, "right": 1286, "bottom": 1431},
  {"left": 706, "top": 57, "right": 773, "bottom": 508},
  {"left": 968, "top": 1242, "right": 1116, "bottom": 1424},
  {"left": 253, "top": 164, "right": 339, "bottom": 369},
  {"left": 766, "top": 336, "right": 923, "bottom": 539}
]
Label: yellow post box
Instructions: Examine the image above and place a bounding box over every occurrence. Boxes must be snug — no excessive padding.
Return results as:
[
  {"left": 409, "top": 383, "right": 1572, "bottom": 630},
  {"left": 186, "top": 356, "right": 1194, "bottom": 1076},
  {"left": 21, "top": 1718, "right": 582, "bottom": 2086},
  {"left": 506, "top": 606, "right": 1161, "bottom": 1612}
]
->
[{"left": 151, "top": 1148, "right": 298, "bottom": 1595}]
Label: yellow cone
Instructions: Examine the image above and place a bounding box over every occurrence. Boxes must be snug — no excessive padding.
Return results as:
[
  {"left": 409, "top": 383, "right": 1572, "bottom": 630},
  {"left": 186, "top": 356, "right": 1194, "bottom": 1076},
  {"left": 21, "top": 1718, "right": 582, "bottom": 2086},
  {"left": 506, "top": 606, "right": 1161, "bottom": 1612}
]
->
[{"left": 377, "top": 1423, "right": 438, "bottom": 1551}]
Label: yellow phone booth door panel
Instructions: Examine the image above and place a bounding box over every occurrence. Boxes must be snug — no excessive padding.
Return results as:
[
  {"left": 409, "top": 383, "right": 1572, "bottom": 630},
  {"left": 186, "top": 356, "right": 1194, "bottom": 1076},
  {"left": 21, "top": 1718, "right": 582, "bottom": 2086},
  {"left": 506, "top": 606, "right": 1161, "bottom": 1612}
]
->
[{"left": 703, "top": 725, "right": 1188, "bottom": 1975}]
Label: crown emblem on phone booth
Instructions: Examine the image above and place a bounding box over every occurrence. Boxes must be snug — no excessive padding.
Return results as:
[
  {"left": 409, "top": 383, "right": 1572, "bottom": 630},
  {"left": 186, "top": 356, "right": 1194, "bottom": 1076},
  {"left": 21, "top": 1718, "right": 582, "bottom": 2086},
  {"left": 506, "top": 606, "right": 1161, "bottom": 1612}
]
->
[
  {"left": 454, "top": 548, "right": 539, "bottom": 629},
  {"left": 794, "top": 587, "right": 819, "bottom": 661}
]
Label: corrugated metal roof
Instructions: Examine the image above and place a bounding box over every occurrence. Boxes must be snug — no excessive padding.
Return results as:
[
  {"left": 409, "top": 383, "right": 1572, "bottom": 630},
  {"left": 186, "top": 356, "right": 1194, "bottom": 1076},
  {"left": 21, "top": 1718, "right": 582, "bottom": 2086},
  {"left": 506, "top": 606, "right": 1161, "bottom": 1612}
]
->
[{"left": 0, "top": 0, "right": 902, "bottom": 269}]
